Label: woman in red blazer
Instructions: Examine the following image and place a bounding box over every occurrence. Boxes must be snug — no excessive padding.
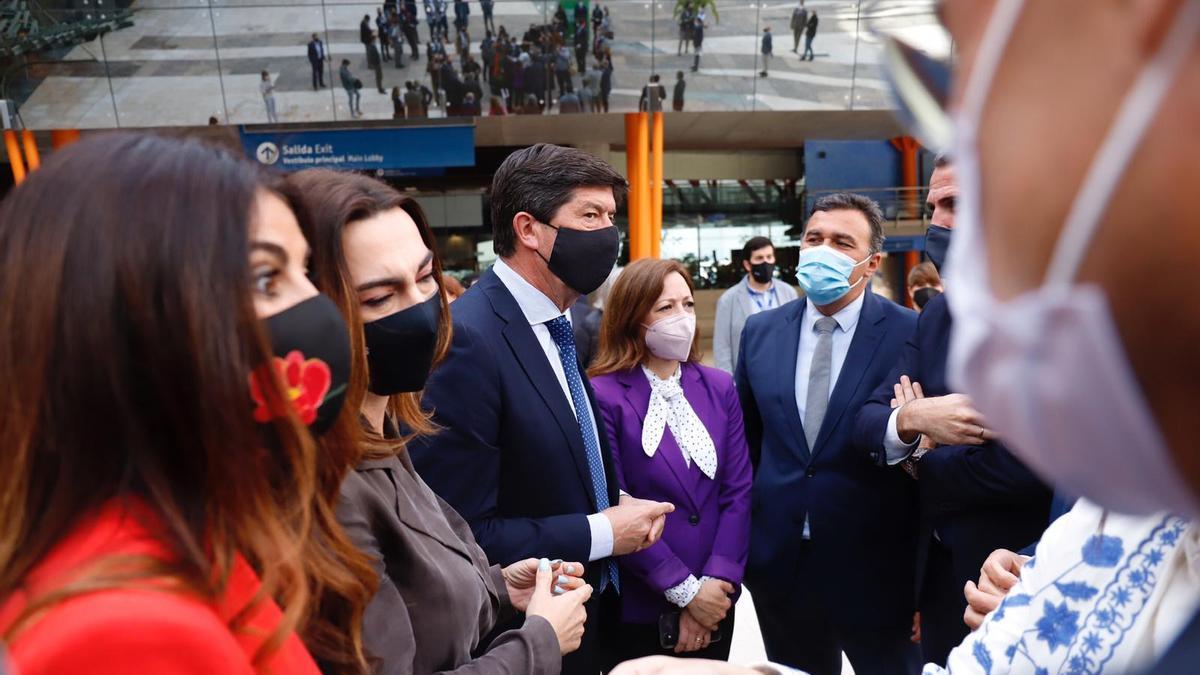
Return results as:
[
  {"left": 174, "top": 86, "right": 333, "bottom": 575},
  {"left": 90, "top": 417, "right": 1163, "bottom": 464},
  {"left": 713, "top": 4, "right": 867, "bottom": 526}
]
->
[{"left": 0, "top": 135, "right": 369, "bottom": 674}]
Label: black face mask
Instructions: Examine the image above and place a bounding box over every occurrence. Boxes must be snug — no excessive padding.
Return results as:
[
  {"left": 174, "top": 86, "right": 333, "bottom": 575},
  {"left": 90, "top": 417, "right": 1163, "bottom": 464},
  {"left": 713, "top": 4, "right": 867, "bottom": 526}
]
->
[
  {"left": 538, "top": 223, "right": 620, "bottom": 295},
  {"left": 924, "top": 224, "right": 952, "bottom": 272},
  {"left": 363, "top": 293, "right": 441, "bottom": 395},
  {"left": 749, "top": 261, "right": 774, "bottom": 284},
  {"left": 258, "top": 294, "right": 351, "bottom": 436},
  {"left": 912, "top": 286, "right": 942, "bottom": 310}
]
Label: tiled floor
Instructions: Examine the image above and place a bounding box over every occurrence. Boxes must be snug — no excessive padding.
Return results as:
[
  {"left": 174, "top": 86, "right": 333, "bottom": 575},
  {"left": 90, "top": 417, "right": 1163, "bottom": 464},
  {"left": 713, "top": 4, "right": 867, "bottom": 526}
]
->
[{"left": 11, "top": 0, "right": 939, "bottom": 128}]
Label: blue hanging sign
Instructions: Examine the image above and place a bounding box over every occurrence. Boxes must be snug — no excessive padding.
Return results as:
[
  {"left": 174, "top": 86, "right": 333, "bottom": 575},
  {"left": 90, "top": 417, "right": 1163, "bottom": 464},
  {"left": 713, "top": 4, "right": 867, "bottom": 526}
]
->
[{"left": 239, "top": 125, "right": 475, "bottom": 171}]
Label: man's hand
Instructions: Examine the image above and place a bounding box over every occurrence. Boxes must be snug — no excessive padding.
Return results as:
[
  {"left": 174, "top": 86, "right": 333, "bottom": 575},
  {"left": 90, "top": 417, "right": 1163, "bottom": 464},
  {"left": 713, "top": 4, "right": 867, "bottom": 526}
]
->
[
  {"left": 895, "top": 376, "right": 998, "bottom": 446},
  {"left": 686, "top": 578, "right": 733, "bottom": 630},
  {"left": 910, "top": 611, "right": 922, "bottom": 644},
  {"left": 604, "top": 498, "right": 676, "bottom": 556},
  {"left": 674, "top": 608, "right": 712, "bottom": 654},
  {"left": 611, "top": 658, "right": 757, "bottom": 675},
  {"left": 964, "top": 548, "right": 1029, "bottom": 630}
]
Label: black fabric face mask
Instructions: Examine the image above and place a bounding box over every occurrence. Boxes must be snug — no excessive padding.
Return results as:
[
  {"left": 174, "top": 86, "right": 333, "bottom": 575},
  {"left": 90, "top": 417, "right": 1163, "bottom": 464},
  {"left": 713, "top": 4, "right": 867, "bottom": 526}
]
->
[
  {"left": 749, "top": 261, "right": 775, "bottom": 284},
  {"left": 257, "top": 294, "right": 351, "bottom": 436},
  {"left": 538, "top": 223, "right": 620, "bottom": 295},
  {"left": 924, "top": 224, "right": 952, "bottom": 272},
  {"left": 363, "top": 293, "right": 442, "bottom": 395},
  {"left": 913, "top": 286, "right": 942, "bottom": 310}
]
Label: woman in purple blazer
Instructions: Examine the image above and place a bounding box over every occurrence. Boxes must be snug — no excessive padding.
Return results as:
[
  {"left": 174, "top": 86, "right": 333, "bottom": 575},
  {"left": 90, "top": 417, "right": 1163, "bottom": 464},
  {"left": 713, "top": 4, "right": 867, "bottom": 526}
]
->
[{"left": 589, "top": 259, "right": 753, "bottom": 663}]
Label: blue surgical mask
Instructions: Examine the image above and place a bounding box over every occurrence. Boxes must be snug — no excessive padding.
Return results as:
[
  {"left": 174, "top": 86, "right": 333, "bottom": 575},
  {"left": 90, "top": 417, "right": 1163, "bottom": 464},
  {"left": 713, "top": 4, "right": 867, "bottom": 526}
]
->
[{"left": 796, "top": 245, "right": 871, "bottom": 306}]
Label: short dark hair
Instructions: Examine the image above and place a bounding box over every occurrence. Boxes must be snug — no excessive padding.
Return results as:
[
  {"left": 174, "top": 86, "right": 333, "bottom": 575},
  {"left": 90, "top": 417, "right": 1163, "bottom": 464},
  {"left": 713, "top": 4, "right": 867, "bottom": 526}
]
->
[
  {"left": 809, "top": 192, "right": 886, "bottom": 254},
  {"left": 490, "top": 144, "right": 628, "bottom": 257},
  {"left": 934, "top": 153, "right": 952, "bottom": 168},
  {"left": 742, "top": 236, "right": 774, "bottom": 261}
]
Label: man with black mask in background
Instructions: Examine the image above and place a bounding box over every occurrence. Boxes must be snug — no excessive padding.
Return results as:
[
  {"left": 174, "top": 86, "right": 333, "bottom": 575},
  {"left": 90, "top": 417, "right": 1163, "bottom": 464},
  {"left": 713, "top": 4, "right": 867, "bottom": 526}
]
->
[{"left": 713, "top": 236, "right": 799, "bottom": 374}]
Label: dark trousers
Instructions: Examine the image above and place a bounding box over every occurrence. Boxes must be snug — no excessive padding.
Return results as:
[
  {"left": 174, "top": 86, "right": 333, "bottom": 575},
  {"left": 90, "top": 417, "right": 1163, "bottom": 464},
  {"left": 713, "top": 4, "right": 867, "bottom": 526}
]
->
[
  {"left": 310, "top": 61, "right": 325, "bottom": 88},
  {"left": 373, "top": 65, "right": 384, "bottom": 93},
  {"left": 556, "top": 70, "right": 572, "bottom": 94},
  {"left": 793, "top": 30, "right": 802, "bottom": 51},
  {"left": 803, "top": 35, "right": 815, "bottom": 60},
  {"left": 380, "top": 35, "right": 391, "bottom": 60},
  {"left": 564, "top": 588, "right": 621, "bottom": 674},
  {"left": 405, "top": 27, "right": 420, "bottom": 58},
  {"left": 918, "top": 538, "right": 969, "bottom": 667},
  {"left": 615, "top": 609, "right": 735, "bottom": 664},
  {"left": 691, "top": 52, "right": 700, "bottom": 71},
  {"left": 753, "top": 543, "right": 921, "bottom": 675}
]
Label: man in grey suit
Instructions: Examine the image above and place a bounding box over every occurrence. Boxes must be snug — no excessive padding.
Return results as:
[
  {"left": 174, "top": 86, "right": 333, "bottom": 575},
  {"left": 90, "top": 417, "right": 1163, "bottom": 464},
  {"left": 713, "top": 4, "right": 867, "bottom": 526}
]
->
[{"left": 713, "top": 236, "right": 799, "bottom": 373}]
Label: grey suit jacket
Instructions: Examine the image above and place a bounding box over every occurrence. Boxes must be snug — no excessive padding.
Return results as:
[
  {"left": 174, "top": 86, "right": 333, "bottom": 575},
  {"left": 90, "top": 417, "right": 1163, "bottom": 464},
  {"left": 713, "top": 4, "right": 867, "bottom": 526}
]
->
[
  {"left": 712, "top": 276, "right": 799, "bottom": 374},
  {"left": 337, "top": 449, "right": 560, "bottom": 674}
]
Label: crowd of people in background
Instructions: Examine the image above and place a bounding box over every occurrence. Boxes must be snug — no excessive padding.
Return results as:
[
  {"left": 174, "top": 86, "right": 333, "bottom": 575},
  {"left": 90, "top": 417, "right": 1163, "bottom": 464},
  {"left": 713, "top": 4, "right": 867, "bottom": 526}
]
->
[{"left": 285, "top": 0, "right": 827, "bottom": 122}]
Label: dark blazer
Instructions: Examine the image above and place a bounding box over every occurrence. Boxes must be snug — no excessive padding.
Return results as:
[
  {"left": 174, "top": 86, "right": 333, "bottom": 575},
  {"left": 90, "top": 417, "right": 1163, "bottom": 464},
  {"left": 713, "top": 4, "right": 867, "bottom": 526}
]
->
[
  {"left": 411, "top": 268, "right": 621, "bottom": 574},
  {"left": 736, "top": 289, "right": 920, "bottom": 628},
  {"left": 307, "top": 39, "right": 325, "bottom": 65},
  {"left": 337, "top": 449, "right": 559, "bottom": 675},
  {"left": 592, "top": 363, "right": 753, "bottom": 624},
  {"left": 853, "top": 293, "right": 1052, "bottom": 589}
]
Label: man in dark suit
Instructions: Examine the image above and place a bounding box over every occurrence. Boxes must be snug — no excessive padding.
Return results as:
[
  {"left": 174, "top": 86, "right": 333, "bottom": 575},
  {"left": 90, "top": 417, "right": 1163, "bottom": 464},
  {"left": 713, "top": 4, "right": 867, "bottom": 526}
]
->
[
  {"left": 737, "top": 192, "right": 920, "bottom": 675},
  {"left": 307, "top": 33, "right": 326, "bottom": 90},
  {"left": 853, "top": 158, "right": 1051, "bottom": 667},
  {"left": 411, "top": 144, "right": 674, "bottom": 674}
]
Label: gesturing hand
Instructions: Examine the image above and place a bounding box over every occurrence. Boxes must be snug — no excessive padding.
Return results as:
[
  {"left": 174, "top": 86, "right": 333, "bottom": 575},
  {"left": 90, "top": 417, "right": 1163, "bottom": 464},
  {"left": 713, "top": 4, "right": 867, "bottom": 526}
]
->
[
  {"left": 604, "top": 497, "right": 676, "bottom": 556},
  {"left": 686, "top": 578, "right": 733, "bottom": 630},
  {"left": 964, "top": 548, "right": 1028, "bottom": 630},
  {"left": 503, "top": 558, "right": 586, "bottom": 612},
  {"left": 525, "top": 558, "right": 593, "bottom": 655},
  {"left": 895, "top": 376, "right": 998, "bottom": 446}
]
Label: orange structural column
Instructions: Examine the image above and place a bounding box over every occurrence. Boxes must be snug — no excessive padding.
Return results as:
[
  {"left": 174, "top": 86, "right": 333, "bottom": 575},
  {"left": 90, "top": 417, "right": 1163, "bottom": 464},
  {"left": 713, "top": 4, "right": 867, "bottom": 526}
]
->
[
  {"left": 4, "top": 130, "right": 26, "bottom": 184},
  {"left": 51, "top": 129, "right": 81, "bottom": 149},
  {"left": 625, "top": 112, "right": 651, "bottom": 260},
  {"left": 20, "top": 130, "right": 40, "bottom": 171},
  {"left": 890, "top": 136, "right": 920, "bottom": 218},
  {"left": 650, "top": 112, "right": 663, "bottom": 259}
]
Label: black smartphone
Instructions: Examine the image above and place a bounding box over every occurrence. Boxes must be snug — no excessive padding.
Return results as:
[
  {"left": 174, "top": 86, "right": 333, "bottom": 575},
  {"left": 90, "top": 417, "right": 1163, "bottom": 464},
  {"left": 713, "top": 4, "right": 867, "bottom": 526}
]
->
[{"left": 658, "top": 611, "right": 723, "bottom": 650}]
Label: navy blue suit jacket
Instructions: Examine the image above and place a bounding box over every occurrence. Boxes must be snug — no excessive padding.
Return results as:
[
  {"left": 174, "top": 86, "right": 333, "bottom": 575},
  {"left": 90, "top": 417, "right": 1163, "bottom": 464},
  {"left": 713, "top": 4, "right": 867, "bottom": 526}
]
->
[
  {"left": 853, "top": 293, "right": 1052, "bottom": 589},
  {"left": 409, "top": 269, "right": 621, "bottom": 580},
  {"left": 736, "top": 289, "right": 920, "bottom": 628}
]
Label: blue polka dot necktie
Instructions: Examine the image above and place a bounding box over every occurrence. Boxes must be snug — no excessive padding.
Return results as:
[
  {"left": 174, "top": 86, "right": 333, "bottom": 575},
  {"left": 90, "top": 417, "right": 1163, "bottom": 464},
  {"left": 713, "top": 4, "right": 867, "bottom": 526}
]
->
[{"left": 545, "top": 315, "right": 619, "bottom": 593}]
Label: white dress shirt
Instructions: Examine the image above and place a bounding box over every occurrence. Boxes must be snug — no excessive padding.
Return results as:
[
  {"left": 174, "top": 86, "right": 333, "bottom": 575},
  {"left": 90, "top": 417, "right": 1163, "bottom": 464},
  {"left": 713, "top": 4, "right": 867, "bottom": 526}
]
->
[
  {"left": 492, "top": 260, "right": 614, "bottom": 562},
  {"left": 793, "top": 292, "right": 865, "bottom": 537}
]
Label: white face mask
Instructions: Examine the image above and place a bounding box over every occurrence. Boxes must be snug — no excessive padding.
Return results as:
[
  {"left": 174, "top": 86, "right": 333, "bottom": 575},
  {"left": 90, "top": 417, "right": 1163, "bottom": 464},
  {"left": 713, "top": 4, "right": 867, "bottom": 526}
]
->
[{"left": 944, "top": 0, "right": 1200, "bottom": 517}]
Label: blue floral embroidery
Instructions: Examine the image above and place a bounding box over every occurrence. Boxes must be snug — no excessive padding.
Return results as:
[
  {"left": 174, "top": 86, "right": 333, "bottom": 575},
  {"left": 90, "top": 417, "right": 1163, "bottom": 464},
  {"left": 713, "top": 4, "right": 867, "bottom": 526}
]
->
[
  {"left": 1062, "top": 516, "right": 1186, "bottom": 674},
  {"left": 1035, "top": 600, "right": 1079, "bottom": 651},
  {"left": 1054, "top": 581, "right": 1099, "bottom": 601},
  {"left": 972, "top": 642, "right": 992, "bottom": 674},
  {"left": 1081, "top": 534, "right": 1123, "bottom": 567}
]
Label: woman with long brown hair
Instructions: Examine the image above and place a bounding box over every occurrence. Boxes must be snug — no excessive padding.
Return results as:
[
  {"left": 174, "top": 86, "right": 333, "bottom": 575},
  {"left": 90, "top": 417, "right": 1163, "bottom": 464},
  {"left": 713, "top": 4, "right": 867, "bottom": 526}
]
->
[
  {"left": 287, "top": 168, "right": 592, "bottom": 674},
  {"left": 0, "top": 133, "right": 372, "bottom": 674},
  {"left": 588, "top": 259, "right": 753, "bottom": 664}
]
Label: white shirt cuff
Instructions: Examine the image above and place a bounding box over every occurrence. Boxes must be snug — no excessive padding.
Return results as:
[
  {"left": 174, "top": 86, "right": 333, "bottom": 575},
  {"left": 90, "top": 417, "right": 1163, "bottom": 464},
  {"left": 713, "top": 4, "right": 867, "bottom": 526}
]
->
[
  {"left": 586, "top": 512, "right": 614, "bottom": 562},
  {"left": 884, "top": 406, "right": 921, "bottom": 465},
  {"left": 665, "top": 574, "right": 708, "bottom": 608}
]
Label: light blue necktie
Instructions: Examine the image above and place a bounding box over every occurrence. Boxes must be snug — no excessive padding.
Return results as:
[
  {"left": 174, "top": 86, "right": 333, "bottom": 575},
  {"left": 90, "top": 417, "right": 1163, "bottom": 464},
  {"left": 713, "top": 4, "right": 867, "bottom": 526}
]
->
[{"left": 545, "top": 315, "right": 619, "bottom": 593}]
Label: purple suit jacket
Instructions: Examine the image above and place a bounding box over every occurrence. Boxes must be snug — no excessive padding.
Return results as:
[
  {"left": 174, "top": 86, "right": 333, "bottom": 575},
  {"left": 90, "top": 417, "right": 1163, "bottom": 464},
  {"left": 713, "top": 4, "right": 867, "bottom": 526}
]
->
[{"left": 592, "top": 362, "right": 753, "bottom": 624}]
